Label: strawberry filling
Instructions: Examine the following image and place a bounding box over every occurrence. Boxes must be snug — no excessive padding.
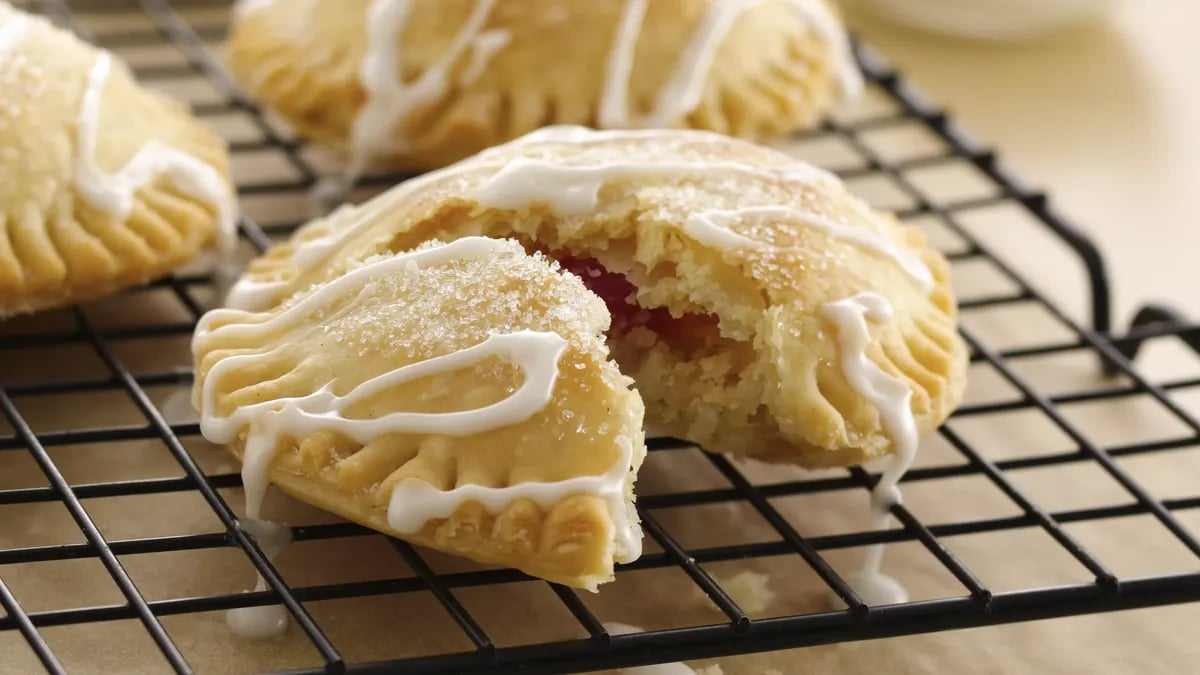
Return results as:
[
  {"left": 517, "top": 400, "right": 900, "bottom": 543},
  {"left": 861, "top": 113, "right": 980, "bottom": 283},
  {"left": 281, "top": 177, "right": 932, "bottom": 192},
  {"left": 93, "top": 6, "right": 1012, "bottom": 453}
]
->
[{"left": 556, "top": 256, "right": 720, "bottom": 343}]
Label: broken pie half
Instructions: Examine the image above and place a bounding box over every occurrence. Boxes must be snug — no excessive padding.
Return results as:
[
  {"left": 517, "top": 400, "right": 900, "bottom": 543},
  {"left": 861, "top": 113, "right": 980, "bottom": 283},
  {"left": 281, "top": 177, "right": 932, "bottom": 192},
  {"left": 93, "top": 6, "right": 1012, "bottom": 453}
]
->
[
  {"left": 228, "top": 126, "right": 968, "bottom": 469},
  {"left": 194, "top": 236, "right": 646, "bottom": 589},
  {"left": 225, "top": 0, "right": 861, "bottom": 171},
  {"left": 0, "top": 3, "right": 235, "bottom": 317}
]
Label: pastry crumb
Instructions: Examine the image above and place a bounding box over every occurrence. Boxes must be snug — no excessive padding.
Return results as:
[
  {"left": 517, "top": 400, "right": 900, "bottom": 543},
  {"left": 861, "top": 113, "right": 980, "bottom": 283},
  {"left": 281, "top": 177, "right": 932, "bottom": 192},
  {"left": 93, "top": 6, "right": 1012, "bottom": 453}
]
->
[
  {"left": 709, "top": 570, "right": 776, "bottom": 614},
  {"left": 695, "top": 665, "right": 725, "bottom": 675}
]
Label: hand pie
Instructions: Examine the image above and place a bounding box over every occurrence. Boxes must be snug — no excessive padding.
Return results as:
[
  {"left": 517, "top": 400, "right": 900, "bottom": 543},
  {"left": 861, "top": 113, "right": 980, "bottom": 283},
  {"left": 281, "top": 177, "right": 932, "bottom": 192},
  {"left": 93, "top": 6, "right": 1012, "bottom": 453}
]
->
[
  {"left": 0, "top": 4, "right": 235, "bottom": 317},
  {"left": 229, "top": 126, "right": 968, "bottom": 470},
  {"left": 225, "top": 0, "right": 861, "bottom": 171},
  {"left": 194, "top": 237, "right": 646, "bottom": 589}
]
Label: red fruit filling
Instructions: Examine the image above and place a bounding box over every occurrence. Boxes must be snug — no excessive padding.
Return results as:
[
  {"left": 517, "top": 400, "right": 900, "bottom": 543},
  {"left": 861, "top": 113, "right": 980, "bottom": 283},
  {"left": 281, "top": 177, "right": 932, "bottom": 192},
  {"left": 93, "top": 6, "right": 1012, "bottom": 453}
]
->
[{"left": 556, "top": 256, "right": 720, "bottom": 346}]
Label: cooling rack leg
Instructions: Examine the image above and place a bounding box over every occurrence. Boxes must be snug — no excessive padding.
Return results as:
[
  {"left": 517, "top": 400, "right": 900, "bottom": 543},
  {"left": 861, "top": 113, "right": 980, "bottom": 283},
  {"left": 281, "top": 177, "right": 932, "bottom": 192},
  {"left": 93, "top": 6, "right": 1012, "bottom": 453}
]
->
[
  {"left": 1079, "top": 227, "right": 1113, "bottom": 339},
  {"left": 1111, "top": 304, "right": 1200, "bottom": 371}
]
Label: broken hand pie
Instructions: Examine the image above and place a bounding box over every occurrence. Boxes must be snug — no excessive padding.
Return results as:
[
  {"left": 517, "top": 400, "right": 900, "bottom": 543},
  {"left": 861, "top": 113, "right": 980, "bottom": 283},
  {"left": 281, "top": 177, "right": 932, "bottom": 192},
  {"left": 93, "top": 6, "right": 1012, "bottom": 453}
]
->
[
  {"left": 229, "top": 126, "right": 967, "bottom": 472},
  {"left": 194, "top": 237, "right": 646, "bottom": 589},
  {"left": 0, "top": 3, "right": 234, "bottom": 317},
  {"left": 225, "top": 0, "right": 861, "bottom": 170}
]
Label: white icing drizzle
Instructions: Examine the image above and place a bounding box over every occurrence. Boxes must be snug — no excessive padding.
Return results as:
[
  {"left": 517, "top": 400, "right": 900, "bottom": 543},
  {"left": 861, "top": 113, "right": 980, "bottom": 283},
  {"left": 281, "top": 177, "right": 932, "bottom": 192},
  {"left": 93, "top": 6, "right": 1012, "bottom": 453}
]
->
[
  {"left": 602, "top": 623, "right": 698, "bottom": 674},
  {"left": 0, "top": 11, "right": 30, "bottom": 56},
  {"left": 597, "top": 0, "right": 648, "bottom": 129},
  {"left": 680, "top": 210, "right": 764, "bottom": 251},
  {"left": 476, "top": 156, "right": 829, "bottom": 215},
  {"left": 224, "top": 277, "right": 291, "bottom": 311},
  {"left": 821, "top": 292, "right": 918, "bottom": 606},
  {"left": 483, "top": 125, "right": 820, "bottom": 162},
  {"left": 390, "top": 434, "right": 640, "bottom": 562},
  {"left": 231, "top": 0, "right": 279, "bottom": 19},
  {"left": 201, "top": 239, "right": 553, "bottom": 517},
  {"left": 227, "top": 518, "right": 292, "bottom": 639},
  {"left": 598, "top": 0, "right": 861, "bottom": 129},
  {"left": 198, "top": 237, "right": 641, "bottom": 562},
  {"left": 351, "top": 0, "right": 498, "bottom": 175},
  {"left": 640, "top": 0, "right": 762, "bottom": 128},
  {"left": 600, "top": 0, "right": 761, "bottom": 129},
  {"left": 75, "top": 53, "right": 238, "bottom": 281},
  {"left": 685, "top": 206, "right": 933, "bottom": 291},
  {"left": 459, "top": 28, "right": 511, "bottom": 85}
]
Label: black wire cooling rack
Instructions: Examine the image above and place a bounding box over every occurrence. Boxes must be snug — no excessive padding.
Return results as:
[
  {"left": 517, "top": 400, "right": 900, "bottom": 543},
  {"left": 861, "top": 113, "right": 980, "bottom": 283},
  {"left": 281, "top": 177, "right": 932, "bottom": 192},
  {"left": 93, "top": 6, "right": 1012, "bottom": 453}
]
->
[{"left": 3, "top": 0, "right": 1200, "bottom": 673}]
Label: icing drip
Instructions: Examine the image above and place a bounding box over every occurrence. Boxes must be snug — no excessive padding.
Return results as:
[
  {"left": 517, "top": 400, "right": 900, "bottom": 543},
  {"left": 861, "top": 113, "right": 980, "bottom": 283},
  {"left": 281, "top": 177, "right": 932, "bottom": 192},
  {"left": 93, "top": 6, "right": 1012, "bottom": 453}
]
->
[
  {"left": 198, "top": 237, "right": 641, "bottom": 561},
  {"left": 602, "top": 623, "right": 698, "bottom": 674},
  {"left": 75, "top": 53, "right": 238, "bottom": 289},
  {"left": 821, "top": 292, "right": 918, "bottom": 606},
  {"left": 352, "top": 0, "right": 498, "bottom": 175},
  {"left": 459, "top": 28, "right": 512, "bottom": 85},
  {"left": 226, "top": 519, "right": 292, "bottom": 639},
  {"left": 685, "top": 206, "right": 933, "bottom": 291}
]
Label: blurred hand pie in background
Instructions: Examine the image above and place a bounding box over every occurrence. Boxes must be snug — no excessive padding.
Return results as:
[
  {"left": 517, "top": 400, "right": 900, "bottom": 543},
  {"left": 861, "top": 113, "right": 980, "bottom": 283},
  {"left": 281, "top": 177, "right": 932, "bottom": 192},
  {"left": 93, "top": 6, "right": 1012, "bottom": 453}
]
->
[
  {"left": 0, "top": 2, "right": 235, "bottom": 318},
  {"left": 224, "top": 0, "right": 862, "bottom": 173}
]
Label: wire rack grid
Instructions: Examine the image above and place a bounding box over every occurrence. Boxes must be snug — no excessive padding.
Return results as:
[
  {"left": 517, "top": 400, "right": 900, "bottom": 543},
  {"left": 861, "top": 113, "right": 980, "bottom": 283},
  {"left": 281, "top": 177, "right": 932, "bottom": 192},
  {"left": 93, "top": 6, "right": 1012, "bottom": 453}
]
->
[{"left": 2, "top": 0, "right": 1200, "bottom": 673}]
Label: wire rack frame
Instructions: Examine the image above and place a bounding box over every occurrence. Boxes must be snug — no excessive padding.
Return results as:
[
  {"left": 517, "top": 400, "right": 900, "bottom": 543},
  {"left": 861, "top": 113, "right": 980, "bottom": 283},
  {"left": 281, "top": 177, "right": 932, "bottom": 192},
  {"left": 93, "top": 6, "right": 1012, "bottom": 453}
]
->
[{"left": 0, "top": 0, "right": 1199, "bottom": 673}]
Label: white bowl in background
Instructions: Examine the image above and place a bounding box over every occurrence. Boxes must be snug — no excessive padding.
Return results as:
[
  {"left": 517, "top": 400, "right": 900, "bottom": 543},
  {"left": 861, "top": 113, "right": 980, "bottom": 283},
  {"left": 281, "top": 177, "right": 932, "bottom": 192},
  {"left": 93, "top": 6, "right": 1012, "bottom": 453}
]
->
[{"left": 855, "top": 0, "right": 1121, "bottom": 40}]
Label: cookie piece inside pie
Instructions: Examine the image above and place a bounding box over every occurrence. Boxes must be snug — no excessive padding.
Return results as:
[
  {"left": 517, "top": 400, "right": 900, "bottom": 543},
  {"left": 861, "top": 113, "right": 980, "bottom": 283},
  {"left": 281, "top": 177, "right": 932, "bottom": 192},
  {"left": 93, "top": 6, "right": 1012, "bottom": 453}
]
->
[
  {"left": 0, "top": 3, "right": 235, "bottom": 317},
  {"left": 194, "top": 237, "right": 646, "bottom": 589},
  {"left": 225, "top": 0, "right": 860, "bottom": 171},
  {"left": 228, "top": 126, "right": 967, "bottom": 471}
]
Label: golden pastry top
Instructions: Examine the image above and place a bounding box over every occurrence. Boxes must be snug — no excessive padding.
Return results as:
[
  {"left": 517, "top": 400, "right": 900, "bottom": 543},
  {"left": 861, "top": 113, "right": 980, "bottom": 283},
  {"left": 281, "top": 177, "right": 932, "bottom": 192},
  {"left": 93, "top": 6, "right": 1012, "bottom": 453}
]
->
[{"left": 194, "top": 237, "right": 647, "bottom": 586}]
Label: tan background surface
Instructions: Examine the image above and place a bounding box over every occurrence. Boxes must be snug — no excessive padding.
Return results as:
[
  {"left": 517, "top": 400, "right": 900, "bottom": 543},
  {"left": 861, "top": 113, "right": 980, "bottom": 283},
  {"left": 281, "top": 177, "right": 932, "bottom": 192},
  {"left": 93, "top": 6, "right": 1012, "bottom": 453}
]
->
[
  {"left": 1, "top": 1, "right": 1199, "bottom": 674},
  {"left": 843, "top": 0, "right": 1200, "bottom": 322}
]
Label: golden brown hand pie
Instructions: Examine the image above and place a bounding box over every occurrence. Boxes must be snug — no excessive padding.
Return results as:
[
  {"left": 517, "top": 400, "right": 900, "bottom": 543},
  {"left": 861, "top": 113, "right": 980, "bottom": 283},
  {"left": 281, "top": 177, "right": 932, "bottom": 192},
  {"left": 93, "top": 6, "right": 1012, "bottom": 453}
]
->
[
  {"left": 227, "top": 126, "right": 968, "bottom": 471},
  {"left": 0, "top": 3, "right": 235, "bottom": 317},
  {"left": 194, "top": 237, "right": 646, "bottom": 589},
  {"left": 225, "top": 0, "right": 861, "bottom": 171}
]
